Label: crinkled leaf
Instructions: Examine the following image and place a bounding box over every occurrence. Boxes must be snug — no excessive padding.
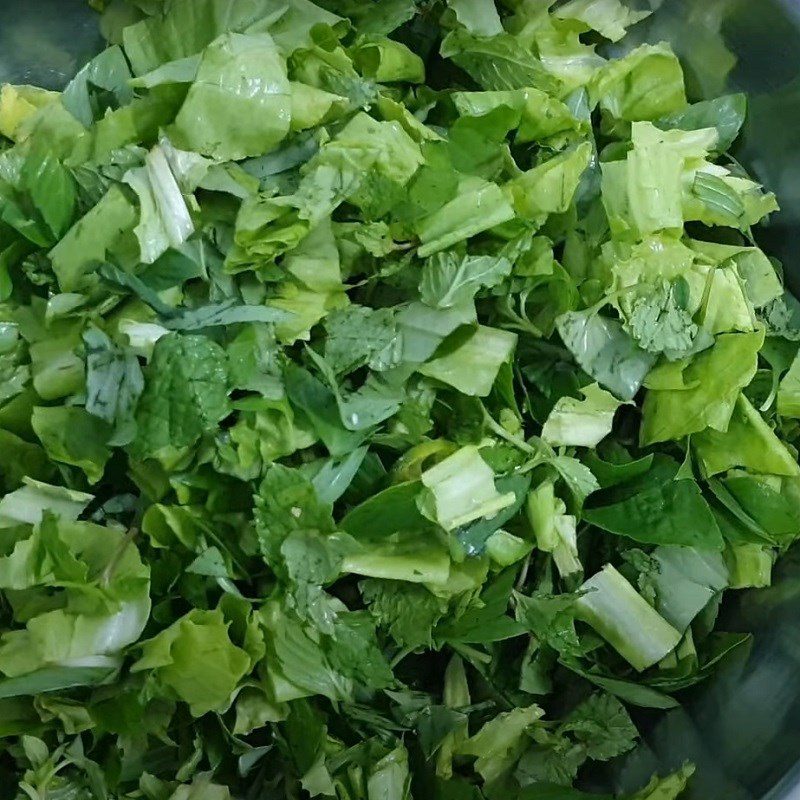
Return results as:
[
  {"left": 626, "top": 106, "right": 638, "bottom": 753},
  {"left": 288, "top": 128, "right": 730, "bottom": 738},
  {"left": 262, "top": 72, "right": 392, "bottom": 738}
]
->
[{"left": 132, "top": 333, "right": 230, "bottom": 460}]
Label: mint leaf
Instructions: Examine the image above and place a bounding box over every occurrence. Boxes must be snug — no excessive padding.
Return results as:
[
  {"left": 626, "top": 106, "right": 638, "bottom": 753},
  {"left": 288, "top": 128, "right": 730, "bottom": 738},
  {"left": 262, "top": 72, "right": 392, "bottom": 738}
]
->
[
  {"left": 323, "top": 305, "right": 400, "bottom": 375},
  {"left": 132, "top": 333, "right": 230, "bottom": 460}
]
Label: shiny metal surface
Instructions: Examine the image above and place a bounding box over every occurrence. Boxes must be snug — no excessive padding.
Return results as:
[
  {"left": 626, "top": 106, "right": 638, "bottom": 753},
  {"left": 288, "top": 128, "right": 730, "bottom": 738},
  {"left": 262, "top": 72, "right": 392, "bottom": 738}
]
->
[
  {"left": 0, "top": 0, "right": 102, "bottom": 89},
  {"left": 1, "top": 0, "right": 800, "bottom": 797}
]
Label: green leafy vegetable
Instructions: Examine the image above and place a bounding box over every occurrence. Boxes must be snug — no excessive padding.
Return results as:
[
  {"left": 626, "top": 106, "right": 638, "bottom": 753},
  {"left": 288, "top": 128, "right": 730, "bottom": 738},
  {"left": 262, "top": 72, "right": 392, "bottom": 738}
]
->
[
  {"left": 123, "top": 142, "right": 195, "bottom": 264},
  {"left": 132, "top": 608, "right": 250, "bottom": 716},
  {"left": 693, "top": 394, "right": 800, "bottom": 477},
  {"left": 557, "top": 310, "right": 657, "bottom": 401},
  {"left": 575, "top": 565, "right": 682, "bottom": 671},
  {"left": 641, "top": 329, "right": 764, "bottom": 444},
  {"left": 0, "top": 515, "right": 150, "bottom": 693},
  {"left": 132, "top": 333, "right": 230, "bottom": 462},
  {"left": 419, "top": 446, "right": 516, "bottom": 531},
  {"left": 441, "top": 29, "right": 562, "bottom": 94},
  {"left": 555, "top": 0, "right": 650, "bottom": 42},
  {"left": 778, "top": 349, "right": 800, "bottom": 417},
  {"left": 0, "top": 2, "right": 793, "bottom": 795},
  {"left": 171, "top": 33, "right": 291, "bottom": 161},
  {"left": 526, "top": 480, "right": 582, "bottom": 578},
  {"left": 590, "top": 43, "right": 686, "bottom": 123},
  {"left": 83, "top": 326, "right": 144, "bottom": 446},
  {"left": 648, "top": 546, "right": 728, "bottom": 632},
  {"left": 658, "top": 94, "right": 747, "bottom": 152},
  {"left": 420, "top": 252, "right": 512, "bottom": 309},
  {"left": 542, "top": 383, "right": 629, "bottom": 448},
  {"left": 419, "top": 324, "right": 517, "bottom": 396},
  {"left": 585, "top": 476, "right": 724, "bottom": 549},
  {"left": 0, "top": 479, "right": 92, "bottom": 528},
  {"left": 32, "top": 407, "right": 112, "bottom": 484}
]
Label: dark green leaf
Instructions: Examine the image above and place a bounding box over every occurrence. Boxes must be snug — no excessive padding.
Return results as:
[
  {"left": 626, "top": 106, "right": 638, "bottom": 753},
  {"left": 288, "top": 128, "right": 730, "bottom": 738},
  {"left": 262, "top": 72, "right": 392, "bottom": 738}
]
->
[
  {"left": 657, "top": 94, "right": 747, "bottom": 152},
  {"left": 585, "top": 480, "right": 724, "bottom": 549}
]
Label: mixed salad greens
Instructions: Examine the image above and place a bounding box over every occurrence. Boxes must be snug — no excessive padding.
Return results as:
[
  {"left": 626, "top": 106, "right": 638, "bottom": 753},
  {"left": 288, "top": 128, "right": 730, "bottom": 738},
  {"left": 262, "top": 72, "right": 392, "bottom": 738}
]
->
[{"left": 0, "top": 0, "right": 799, "bottom": 797}]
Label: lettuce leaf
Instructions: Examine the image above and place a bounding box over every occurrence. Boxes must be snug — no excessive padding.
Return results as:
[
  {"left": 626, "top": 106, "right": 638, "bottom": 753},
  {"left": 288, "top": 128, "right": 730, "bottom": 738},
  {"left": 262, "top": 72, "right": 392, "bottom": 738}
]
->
[
  {"left": 694, "top": 395, "right": 800, "bottom": 477},
  {"left": 542, "top": 383, "right": 629, "bottom": 448},
  {"left": 170, "top": 33, "right": 291, "bottom": 161},
  {"left": 419, "top": 446, "right": 516, "bottom": 531},
  {"left": 575, "top": 565, "right": 681, "bottom": 671},
  {"left": 132, "top": 608, "right": 250, "bottom": 715},
  {"left": 640, "top": 328, "right": 764, "bottom": 444},
  {"left": 0, "top": 516, "right": 150, "bottom": 692},
  {"left": 590, "top": 43, "right": 686, "bottom": 123}
]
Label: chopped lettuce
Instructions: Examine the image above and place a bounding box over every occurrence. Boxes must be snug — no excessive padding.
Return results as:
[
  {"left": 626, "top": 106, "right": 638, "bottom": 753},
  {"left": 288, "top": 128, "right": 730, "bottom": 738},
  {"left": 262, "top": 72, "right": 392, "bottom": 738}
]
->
[
  {"left": 694, "top": 394, "right": 800, "bottom": 477},
  {"left": 591, "top": 44, "right": 686, "bottom": 123},
  {"left": 170, "top": 33, "right": 291, "bottom": 161},
  {"left": 0, "top": 479, "right": 92, "bottom": 528},
  {"left": 418, "top": 324, "right": 517, "bottom": 397},
  {"left": 132, "top": 608, "right": 251, "bottom": 716},
  {"left": 725, "top": 543, "right": 774, "bottom": 589},
  {"left": 542, "top": 383, "right": 629, "bottom": 448},
  {"left": 554, "top": 0, "right": 650, "bottom": 43},
  {"left": 778, "top": 350, "right": 800, "bottom": 418},
  {"left": 0, "top": 516, "right": 150, "bottom": 692},
  {"left": 419, "top": 446, "right": 516, "bottom": 531},
  {"left": 526, "top": 480, "right": 582, "bottom": 578},
  {"left": 508, "top": 142, "right": 593, "bottom": 223},
  {"left": 575, "top": 565, "right": 682, "bottom": 671},
  {"left": 641, "top": 329, "right": 764, "bottom": 444},
  {"left": 123, "top": 142, "right": 195, "bottom": 264}
]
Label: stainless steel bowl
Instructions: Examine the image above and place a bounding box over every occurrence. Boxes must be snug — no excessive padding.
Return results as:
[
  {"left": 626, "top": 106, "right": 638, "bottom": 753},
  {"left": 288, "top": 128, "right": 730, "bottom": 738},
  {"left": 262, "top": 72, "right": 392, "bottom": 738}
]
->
[{"left": 1, "top": 1, "right": 799, "bottom": 797}]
